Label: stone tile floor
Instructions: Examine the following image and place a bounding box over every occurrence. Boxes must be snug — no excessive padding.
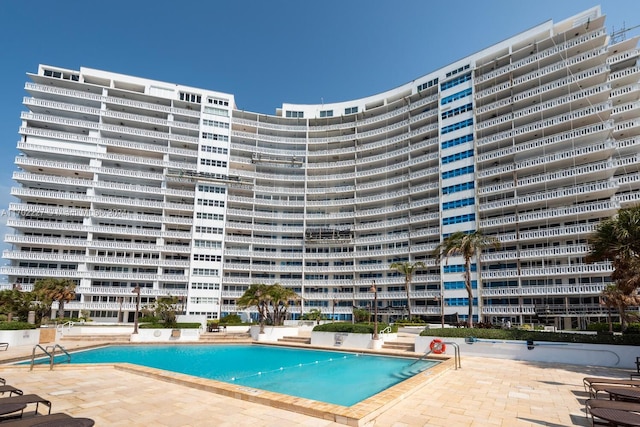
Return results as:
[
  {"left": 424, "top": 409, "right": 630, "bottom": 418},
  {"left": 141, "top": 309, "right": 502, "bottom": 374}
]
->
[{"left": 0, "top": 340, "right": 627, "bottom": 426}]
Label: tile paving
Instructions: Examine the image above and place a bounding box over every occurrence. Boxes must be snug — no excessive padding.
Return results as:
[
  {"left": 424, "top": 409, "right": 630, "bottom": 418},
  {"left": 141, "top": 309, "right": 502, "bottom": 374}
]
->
[{"left": 0, "top": 338, "right": 629, "bottom": 426}]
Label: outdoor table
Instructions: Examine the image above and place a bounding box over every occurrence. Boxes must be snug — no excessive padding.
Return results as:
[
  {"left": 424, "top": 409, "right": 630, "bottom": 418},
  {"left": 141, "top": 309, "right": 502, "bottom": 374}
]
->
[{"left": 589, "top": 407, "right": 640, "bottom": 427}]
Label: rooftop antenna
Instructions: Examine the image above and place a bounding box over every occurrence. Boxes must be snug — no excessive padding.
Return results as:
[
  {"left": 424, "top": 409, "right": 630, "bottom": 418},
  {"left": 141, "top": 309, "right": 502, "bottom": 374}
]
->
[{"left": 610, "top": 22, "right": 640, "bottom": 44}]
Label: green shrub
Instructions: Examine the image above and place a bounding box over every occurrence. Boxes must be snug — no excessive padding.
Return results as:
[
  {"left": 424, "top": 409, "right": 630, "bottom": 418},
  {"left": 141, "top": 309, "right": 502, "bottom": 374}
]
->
[
  {"left": 312, "top": 322, "right": 398, "bottom": 334},
  {"left": 0, "top": 321, "right": 37, "bottom": 330},
  {"left": 420, "top": 327, "right": 640, "bottom": 345},
  {"left": 220, "top": 314, "right": 243, "bottom": 324},
  {"left": 139, "top": 322, "right": 201, "bottom": 329}
]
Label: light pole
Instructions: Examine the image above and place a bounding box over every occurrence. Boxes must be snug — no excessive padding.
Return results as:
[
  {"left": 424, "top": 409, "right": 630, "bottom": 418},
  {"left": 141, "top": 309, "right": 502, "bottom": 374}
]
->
[
  {"left": 370, "top": 281, "right": 379, "bottom": 340},
  {"left": 132, "top": 285, "right": 141, "bottom": 334},
  {"left": 117, "top": 297, "right": 124, "bottom": 323},
  {"left": 440, "top": 288, "right": 445, "bottom": 328}
]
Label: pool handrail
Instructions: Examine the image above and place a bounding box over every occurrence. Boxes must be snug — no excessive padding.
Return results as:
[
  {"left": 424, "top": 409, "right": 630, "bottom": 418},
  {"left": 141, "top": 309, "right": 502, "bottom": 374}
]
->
[{"left": 30, "top": 344, "right": 71, "bottom": 370}]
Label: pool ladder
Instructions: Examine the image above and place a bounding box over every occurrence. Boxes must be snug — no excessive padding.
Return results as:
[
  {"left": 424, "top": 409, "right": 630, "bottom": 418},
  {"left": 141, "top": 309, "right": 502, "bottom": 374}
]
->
[
  {"left": 30, "top": 344, "right": 71, "bottom": 371},
  {"left": 410, "top": 341, "right": 461, "bottom": 370}
]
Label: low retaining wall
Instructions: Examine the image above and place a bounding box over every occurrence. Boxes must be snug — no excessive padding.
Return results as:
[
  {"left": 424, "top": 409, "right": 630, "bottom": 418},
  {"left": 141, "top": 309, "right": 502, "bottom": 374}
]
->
[
  {"left": 0, "top": 329, "right": 40, "bottom": 348},
  {"left": 250, "top": 326, "right": 299, "bottom": 342},
  {"left": 311, "top": 331, "right": 398, "bottom": 350},
  {"left": 417, "top": 336, "right": 639, "bottom": 369},
  {"left": 129, "top": 328, "right": 201, "bottom": 342}
]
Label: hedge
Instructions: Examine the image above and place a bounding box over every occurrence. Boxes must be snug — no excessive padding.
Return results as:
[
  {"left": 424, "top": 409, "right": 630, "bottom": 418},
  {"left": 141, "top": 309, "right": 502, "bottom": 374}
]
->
[
  {"left": 0, "top": 321, "right": 38, "bottom": 330},
  {"left": 139, "top": 322, "right": 202, "bottom": 329},
  {"left": 312, "top": 322, "right": 398, "bottom": 334},
  {"left": 421, "top": 327, "right": 640, "bottom": 346}
]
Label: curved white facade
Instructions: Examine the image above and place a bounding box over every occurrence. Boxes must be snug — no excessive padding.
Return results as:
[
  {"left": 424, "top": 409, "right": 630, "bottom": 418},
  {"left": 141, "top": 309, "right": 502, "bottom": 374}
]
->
[{"left": 3, "top": 6, "right": 639, "bottom": 328}]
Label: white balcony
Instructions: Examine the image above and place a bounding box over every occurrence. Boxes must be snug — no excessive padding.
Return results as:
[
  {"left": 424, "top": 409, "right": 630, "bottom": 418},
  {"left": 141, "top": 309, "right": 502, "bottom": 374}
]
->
[{"left": 19, "top": 127, "right": 198, "bottom": 158}]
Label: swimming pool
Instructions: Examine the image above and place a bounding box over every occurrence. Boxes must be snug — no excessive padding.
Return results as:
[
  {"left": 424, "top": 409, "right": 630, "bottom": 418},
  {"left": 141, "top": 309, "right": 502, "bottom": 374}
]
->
[{"left": 33, "top": 344, "right": 438, "bottom": 407}]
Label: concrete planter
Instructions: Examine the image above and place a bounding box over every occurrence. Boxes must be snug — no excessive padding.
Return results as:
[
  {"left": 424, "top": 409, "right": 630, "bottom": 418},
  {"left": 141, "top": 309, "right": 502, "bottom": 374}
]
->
[
  {"left": 249, "top": 325, "right": 298, "bottom": 342},
  {"left": 311, "top": 331, "right": 397, "bottom": 350},
  {"left": 129, "top": 328, "right": 201, "bottom": 342},
  {"left": 417, "top": 336, "right": 640, "bottom": 369},
  {"left": 0, "top": 329, "right": 40, "bottom": 348}
]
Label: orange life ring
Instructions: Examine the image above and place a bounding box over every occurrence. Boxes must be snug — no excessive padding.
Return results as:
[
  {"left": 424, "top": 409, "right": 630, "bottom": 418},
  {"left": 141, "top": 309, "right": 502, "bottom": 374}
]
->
[{"left": 429, "top": 339, "right": 446, "bottom": 354}]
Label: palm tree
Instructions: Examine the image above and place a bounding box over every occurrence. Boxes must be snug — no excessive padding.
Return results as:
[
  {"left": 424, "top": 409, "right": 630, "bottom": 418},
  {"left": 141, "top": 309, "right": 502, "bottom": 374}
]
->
[
  {"left": 432, "top": 230, "right": 501, "bottom": 328},
  {"left": 33, "top": 278, "right": 77, "bottom": 320},
  {"left": 0, "top": 289, "right": 22, "bottom": 321},
  {"left": 389, "top": 261, "right": 425, "bottom": 321},
  {"left": 237, "top": 284, "right": 272, "bottom": 333},
  {"left": 268, "top": 284, "right": 299, "bottom": 325},
  {"left": 588, "top": 205, "right": 640, "bottom": 288},
  {"left": 600, "top": 283, "right": 640, "bottom": 332},
  {"left": 588, "top": 206, "right": 640, "bottom": 330}
]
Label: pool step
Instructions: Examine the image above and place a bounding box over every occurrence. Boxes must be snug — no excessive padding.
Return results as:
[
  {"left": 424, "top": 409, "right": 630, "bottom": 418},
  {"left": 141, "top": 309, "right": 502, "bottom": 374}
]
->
[
  {"left": 382, "top": 342, "right": 415, "bottom": 352},
  {"left": 278, "top": 336, "right": 311, "bottom": 345},
  {"left": 199, "top": 332, "right": 251, "bottom": 342}
]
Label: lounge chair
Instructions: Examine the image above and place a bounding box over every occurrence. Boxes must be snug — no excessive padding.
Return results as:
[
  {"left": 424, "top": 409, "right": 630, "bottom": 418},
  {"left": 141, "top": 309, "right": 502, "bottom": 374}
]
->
[
  {"left": 589, "top": 383, "right": 640, "bottom": 399},
  {"left": 583, "top": 377, "right": 640, "bottom": 396},
  {"left": 0, "top": 378, "right": 5, "bottom": 385},
  {"left": 0, "top": 343, "right": 8, "bottom": 351},
  {"left": 0, "top": 385, "right": 23, "bottom": 397},
  {"left": 0, "top": 413, "right": 95, "bottom": 426},
  {"left": 585, "top": 398, "right": 640, "bottom": 425},
  {"left": 0, "top": 394, "right": 52, "bottom": 416},
  {"left": 589, "top": 407, "right": 640, "bottom": 427}
]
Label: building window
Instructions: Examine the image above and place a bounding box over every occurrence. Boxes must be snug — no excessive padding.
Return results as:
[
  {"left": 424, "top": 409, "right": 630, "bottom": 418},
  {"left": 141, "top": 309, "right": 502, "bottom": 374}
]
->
[
  {"left": 179, "top": 91, "right": 202, "bottom": 103},
  {"left": 442, "top": 165, "right": 474, "bottom": 179},
  {"left": 199, "top": 159, "right": 228, "bottom": 167},
  {"left": 204, "top": 106, "right": 228, "bottom": 117},
  {"left": 344, "top": 106, "right": 358, "bottom": 115},
  {"left": 441, "top": 88, "right": 473, "bottom": 105},
  {"left": 200, "top": 145, "right": 228, "bottom": 155},
  {"left": 286, "top": 111, "right": 304, "bottom": 118},
  {"left": 445, "top": 64, "right": 470, "bottom": 78},
  {"left": 442, "top": 197, "right": 475, "bottom": 210},
  {"left": 441, "top": 118, "right": 473, "bottom": 135},
  {"left": 441, "top": 103, "right": 473, "bottom": 119},
  {"left": 417, "top": 78, "right": 439, "bottom": 92},
  {"left": 442, "top": 149, "right": 473, "bottom": 164},
  {"left": 202, "top": 132, "right": 229, "bottom": 142},
  {"left": 440, "top": 73, "right": 472, "bottom": 91},
  {"left": 207, "top": 97, "right": 229, "bottom": 106},
  {"left": 319, "top": 110, "right": 333, "bottom": 118},
  {"left": 442, "top": 213, "right": 476, "bottom": 225},
  {"left": 441, "top": 133, "right": 474, "bottom": 149}
]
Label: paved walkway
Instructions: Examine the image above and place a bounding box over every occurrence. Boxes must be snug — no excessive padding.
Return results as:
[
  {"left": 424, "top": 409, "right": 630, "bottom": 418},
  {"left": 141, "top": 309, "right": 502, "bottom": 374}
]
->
[{"left": 0, "top": 339, "right": 628, "bottom": 426}]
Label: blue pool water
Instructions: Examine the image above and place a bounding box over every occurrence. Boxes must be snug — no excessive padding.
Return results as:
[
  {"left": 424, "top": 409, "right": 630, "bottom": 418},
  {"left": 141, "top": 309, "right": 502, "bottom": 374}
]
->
[{"left": 33, "top": 345, "right": 437, "bottom": 406}]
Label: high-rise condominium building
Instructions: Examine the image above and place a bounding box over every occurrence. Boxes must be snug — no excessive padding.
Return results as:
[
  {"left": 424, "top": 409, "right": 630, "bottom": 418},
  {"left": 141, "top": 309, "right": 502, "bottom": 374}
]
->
[{"left": 2, "top": 6, "right": 639, "bottom": 328}]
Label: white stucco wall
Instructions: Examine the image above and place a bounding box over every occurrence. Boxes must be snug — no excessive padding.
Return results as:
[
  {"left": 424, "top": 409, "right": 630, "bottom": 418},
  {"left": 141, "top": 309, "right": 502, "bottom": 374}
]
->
[{"left": 417, "top": 336, "right": 639, "bottom": 369}]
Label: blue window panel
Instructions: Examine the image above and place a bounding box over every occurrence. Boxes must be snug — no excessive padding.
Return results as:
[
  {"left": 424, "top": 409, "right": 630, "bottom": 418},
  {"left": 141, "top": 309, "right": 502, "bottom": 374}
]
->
[
  {"left": 441, "top": 103, "right": 473, "bottom": 120},
  {"left": 442, "top": 213, "right": 476, "bottom": 226},
  {"left": 441, "top": 118, "right": 474, "bottom": 135},
  {"left": 442, "top": 165, "right": 474, "bottom": 180},
  {"left": 442, "top": 149, "right": 474, "bottom": 165},
  {"left": 441, "top": 88, "right": 473, "bottom": 105},
  {"left": 440, "top": 73, "right": 472, "bottom": 91},
  {"left": 441, "top": 134, "right": 473, "bottom": 149},
  {"left": 443, "top": 265, "right": 477, "bottom": 273},
  {"left": 442, "top": 198, "right": 475, "bottom": 210},
  {"left": 444, "top": 281, "right": 478, "bottom": 290},
  {"left": 442, "top": 181, "right": 474, "bottom": 195}
]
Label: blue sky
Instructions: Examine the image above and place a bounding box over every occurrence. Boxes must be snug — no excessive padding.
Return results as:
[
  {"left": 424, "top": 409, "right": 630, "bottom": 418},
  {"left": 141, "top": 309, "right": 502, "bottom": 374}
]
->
[{"left": 0, "top": 1, "right": 638, "bottom": 270}]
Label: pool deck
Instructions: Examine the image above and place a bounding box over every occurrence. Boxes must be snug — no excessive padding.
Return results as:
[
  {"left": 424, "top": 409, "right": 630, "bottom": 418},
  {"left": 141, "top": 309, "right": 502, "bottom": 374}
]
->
[{"left": 0, "top": 335, "right": 628, "bottom": 426}]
